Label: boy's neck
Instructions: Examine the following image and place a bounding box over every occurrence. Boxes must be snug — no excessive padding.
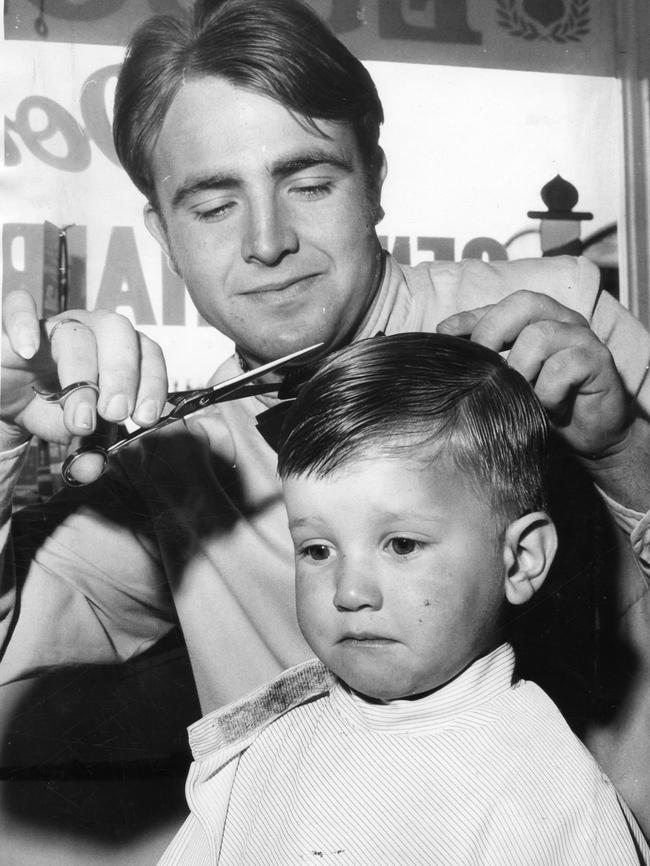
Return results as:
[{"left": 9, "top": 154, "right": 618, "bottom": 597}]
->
[{"left": 338, "top": 642, "right": 505, "bottom": 705}]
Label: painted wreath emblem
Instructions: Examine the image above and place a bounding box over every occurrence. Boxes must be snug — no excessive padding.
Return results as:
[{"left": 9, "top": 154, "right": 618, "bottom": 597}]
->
[{"left": 496, "top": 0, "right": 591, "bottom": 43}]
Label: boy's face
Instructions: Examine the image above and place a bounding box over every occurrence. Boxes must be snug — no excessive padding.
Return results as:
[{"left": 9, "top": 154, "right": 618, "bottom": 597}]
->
[{"left": 284, "top": 454, "right": 508, "bottom": 702}]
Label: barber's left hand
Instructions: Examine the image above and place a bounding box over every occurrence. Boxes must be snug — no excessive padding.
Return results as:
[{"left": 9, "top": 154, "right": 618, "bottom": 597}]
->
[{"left": 437, "top": 290, "right": 631, "bottom": 460}]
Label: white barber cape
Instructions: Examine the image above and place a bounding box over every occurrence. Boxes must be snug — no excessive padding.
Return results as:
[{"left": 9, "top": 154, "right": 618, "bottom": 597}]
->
[{"left": 159, "top": 645, "right": 650, "bottom": 865}]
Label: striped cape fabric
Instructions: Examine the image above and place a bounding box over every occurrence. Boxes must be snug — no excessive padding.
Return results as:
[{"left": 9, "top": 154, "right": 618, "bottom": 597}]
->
[{"left": 159, "top": 644, "right": 650, "bottom": 864}]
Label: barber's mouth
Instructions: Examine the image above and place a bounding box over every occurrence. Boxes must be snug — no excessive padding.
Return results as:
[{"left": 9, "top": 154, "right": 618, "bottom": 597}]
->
[{"left": 247, "top": 276, "right": 316, "bottom": 298}]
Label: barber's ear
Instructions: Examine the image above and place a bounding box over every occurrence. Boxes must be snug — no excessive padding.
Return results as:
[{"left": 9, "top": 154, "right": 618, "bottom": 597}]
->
[
  {"left": 144, "top": 204, "right": 180, "bottom": 276},
  {"left": 144, "top": 203, "right": 167, "bottom": 251},
  {"left": 371, "top": 148, "right": 388, "bottom": 224},
  {"left": 502, "top": 512, "right": 557, "bottom": 606}
]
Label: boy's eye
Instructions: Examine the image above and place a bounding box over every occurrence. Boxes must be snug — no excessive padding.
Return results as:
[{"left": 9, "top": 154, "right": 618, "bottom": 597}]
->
[
  {"left": 303, "top": 544, "right": 331, "bottom": 562},
  {"left": 388, "top": 537, "right": 419, "bottom": 556}
]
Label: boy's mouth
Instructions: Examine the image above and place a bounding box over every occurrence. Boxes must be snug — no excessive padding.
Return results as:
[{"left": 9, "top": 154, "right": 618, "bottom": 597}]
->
[{"left": 340, "top": 633, "right": 395, "bottom": 647}]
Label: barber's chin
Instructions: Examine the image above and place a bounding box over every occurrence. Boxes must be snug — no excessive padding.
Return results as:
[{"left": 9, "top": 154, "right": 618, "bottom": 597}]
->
[
  {"left": 236, "top": 338, "right": 329, "bottom": 372},
  {"left": 238, "top": 329, "right": 338, "bottom": 370}
]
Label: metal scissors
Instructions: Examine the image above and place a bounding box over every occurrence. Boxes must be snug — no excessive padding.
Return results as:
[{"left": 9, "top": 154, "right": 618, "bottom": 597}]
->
[{"left": 34, "top": 343, "right": 323, "bottom": 487}]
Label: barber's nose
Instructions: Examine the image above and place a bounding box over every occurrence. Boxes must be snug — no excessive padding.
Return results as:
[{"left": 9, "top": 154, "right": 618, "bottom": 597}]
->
[
  {"left": 242, "top": 196, "right": 298, "bottom": 265},
  {"left": 333, "top": 558, "right": 383, "bottom": 612}
]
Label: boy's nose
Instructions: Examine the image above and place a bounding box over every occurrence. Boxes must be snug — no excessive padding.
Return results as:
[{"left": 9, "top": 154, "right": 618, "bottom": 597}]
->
[
  {"left": 241, "top": 196, "right": 299, "bottom": 265},
  {"left": 333, "top": 560, "right": 383, "bottom": 612}
]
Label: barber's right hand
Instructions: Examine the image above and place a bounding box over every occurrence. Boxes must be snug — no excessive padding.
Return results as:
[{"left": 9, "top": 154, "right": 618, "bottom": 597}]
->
[{"left": 1, "top": 289, "right": 168, "bottom": 453}]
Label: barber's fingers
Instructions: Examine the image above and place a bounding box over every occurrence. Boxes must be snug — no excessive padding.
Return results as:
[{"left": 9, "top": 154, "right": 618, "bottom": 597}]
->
[
  {"left": 513, "top": 321, "right": 618, "bottom": 392},
  {"left": 83, "top": 311, "right": 143, "bottom": 421},
  {"left": 92, "top": 313, "right": 168, "bottom": 426},
  {"left": 132, "top": 333, "right": 168, "bottom": 428},
  {"left": 504, "top": 319, "right": 609, "bottom": 385},
  {"left": 45, "top": 318, "right": 99, "bottom": 434},
  {"left": 472, "top": 315, "right": 624, "bottom": 422},
  {"left": 533, "top": 342, "right": 619, "bottom": 410},
  {"left": 437, "top": 290, "right": 589, "bottom": 352},
  {"left": 535, "top": 342, "right": 628, "bottom": 455},
  {"left": 93, "top": 318, "right": 168, "bottom": 427},
  {"left": 3, "top": 289, "right": 41, "bottom": 359},
  {"left": 507, "top": 319, "right": 627, "bottom": 454},
  {"left": 45, "top": 311, "right": 169, "bottom": 435},
  {"left": 438, "top": 292, "right": 628, "bottom": 455},
  {"left": 1, "top": 299, "right": 168, "bottom": 448}
]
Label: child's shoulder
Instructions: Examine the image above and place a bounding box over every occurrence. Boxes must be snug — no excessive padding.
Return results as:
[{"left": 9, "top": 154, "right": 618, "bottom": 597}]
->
[
  {"left": 491, "top": 678, "right": 611, "bottom": 798},
  {"left": 189, "top": 658, "right": 333, "bottom": 759},
  {"left": 467, "top": 679, "right": 649, "bottom": 860}
]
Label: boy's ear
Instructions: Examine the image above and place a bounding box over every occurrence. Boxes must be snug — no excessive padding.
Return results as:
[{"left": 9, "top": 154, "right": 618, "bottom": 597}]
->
[{"left": 502, "top": 512, "right": 557, "bottom": 606}]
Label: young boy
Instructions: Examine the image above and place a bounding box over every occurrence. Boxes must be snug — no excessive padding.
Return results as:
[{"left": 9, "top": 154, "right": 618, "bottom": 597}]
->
[{"left": 159, "top": 333, "right": 650, "bottom": 865}]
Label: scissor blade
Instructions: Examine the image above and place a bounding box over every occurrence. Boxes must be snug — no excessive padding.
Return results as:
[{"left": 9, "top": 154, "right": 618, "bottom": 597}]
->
[
  {"left": 170, "top": 342, "right": 324, "bottom": 418},
  {"left": 209, "top": 341, "right": 324, "bottom": 395},
  {"left": 105, "top": 342, "right": 324, "bottom": 455},
  {"left": 73, "top": 342, "right": 326, "bottom": 472}
]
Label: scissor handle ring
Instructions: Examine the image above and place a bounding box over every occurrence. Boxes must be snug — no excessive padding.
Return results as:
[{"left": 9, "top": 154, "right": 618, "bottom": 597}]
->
[
  {"left": 61, "top": 447, "right": 109, "bottom": 487},
  {"left": 33, "top": 380, "right": 100, "bottom": 407}
]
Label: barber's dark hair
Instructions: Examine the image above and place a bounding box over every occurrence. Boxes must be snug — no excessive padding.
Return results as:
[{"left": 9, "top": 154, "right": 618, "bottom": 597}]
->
[
  {"left": 113, "top": 0, "right": 384, "bottom": 206},
  {"left": 277, "top": 333, "right": 550, "bottom": 522}
]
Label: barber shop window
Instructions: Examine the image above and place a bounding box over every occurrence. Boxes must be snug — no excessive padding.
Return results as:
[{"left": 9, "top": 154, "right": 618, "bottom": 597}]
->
[
  {"left": 318, "top": 0, "right": 650, "bottom": 326},
  {"left": 374, "top": 63, "right": 620, "bottom": 296},
  {"left": 4, "top": 0, "right": 647, "bottom": 366}
]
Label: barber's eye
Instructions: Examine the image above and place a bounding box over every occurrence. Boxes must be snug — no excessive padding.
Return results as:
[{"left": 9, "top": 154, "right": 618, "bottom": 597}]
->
[
  {"left": 304, "top": 544, "right": 331, "bottom": 561},
  {"left": 389, "top": 537, "right": 419, "bottom": 556}
]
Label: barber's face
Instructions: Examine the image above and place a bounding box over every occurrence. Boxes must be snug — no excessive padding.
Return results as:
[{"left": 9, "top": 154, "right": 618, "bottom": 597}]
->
[{"left": 145, "top": 76, "right": 385, "bottom": 367}]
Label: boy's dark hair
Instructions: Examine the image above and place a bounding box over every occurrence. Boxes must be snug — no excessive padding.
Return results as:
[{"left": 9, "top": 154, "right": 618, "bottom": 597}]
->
[
  {"left": 277, "top": 333, "right": 550, "bottom": 522},
  {"left": 113, "top": 0, "right": 384, "bottom": 208}
]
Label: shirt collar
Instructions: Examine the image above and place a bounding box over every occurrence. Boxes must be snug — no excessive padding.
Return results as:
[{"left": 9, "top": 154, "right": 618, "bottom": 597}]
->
[{"left": 329, "top": 643, "right": 516, "bottom": 734}]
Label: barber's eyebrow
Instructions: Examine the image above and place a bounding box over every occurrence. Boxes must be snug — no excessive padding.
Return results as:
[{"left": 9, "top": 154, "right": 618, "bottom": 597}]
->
[
  {"left": 170, "top": 148, "right": 355, "bottom": 209},
  {"left": 271, "top": 148, "right": 354, "bottom": 178},
  {"left": 171, "top": 173, "right": 238, "bottom": 208}
]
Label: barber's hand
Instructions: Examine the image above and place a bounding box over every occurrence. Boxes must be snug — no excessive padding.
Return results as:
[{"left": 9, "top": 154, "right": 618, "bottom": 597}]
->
[
  {"left": 437, "top": 290, "right": 631, "bottom": 460},
  {"left": 1, "top": 289, "right": 168, "bottom": 455}
]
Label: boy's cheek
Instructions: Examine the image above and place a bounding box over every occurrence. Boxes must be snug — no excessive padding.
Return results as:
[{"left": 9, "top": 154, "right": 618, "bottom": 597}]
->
[
  {"left": 297, "top": 595, "right": 332, "bottom": 644},
  {"left": 295, "top": 588, "right": 318, "bottom": 632}
]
